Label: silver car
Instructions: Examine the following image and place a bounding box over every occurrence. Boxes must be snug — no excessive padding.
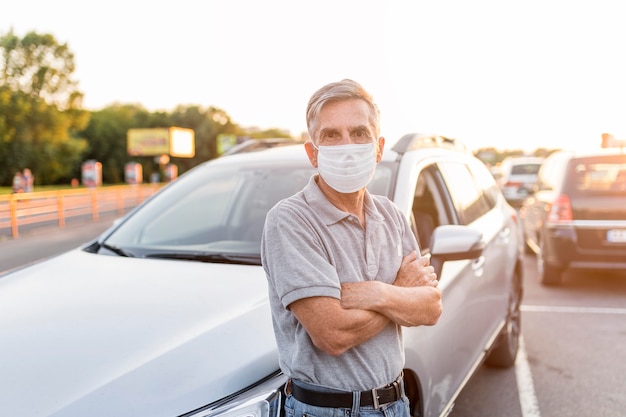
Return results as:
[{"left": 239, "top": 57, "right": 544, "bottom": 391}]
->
[
  {"left": 498, "top": 156, "right": 544, "bottom": 207},
  {"left": 0, "top": 133, "right": 524, "bottom": 417}
]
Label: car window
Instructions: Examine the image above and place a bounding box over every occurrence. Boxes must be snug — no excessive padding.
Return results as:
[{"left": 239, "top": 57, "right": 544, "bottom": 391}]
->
[
  {"left": 510, "top": 164, "right": 541, "bottom": 175},
  {"left": 566, "top": 158, "right": 626, "bottom": 194},
  {"left": 409, "top": 165, "right": 456, "bottom": 253},
  {"left": 103, "top": 159, "right": 396, "bottom": 256},
  {"left": 467, "top": 158, "right": 500, "bottom": 207},
  {"left": 438, "top": 161, "right": 493, "bottom": 225},
  {"left": 104, "top": 163, "right": 315, "bottom": 254},
  {"left": 367, "top": 164, "right": 394, "bottom": 196}
]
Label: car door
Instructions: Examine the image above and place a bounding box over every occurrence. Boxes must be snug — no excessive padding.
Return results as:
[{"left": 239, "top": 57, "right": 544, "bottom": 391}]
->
[
  {"left": 437, "top": 159, "right": 511, "bottom": 349},
  {"left": 401, "top": 159, "right": 506, "bottom": 414}
]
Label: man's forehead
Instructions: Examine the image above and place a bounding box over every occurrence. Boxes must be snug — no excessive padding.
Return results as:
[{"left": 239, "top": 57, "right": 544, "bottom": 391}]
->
[{"left": 318, "top": 100, "right": 371, "bottom": 124}]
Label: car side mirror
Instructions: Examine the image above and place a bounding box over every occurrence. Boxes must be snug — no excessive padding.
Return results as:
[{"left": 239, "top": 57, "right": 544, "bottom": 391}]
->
[{"left": 429, "top": 225, "right": 485, "bottom": 278}]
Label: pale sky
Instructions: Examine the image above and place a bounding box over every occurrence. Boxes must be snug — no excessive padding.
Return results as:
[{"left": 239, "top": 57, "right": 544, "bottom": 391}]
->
[{"left": 2, "top": 0, "right": 625, "bottom": 151}]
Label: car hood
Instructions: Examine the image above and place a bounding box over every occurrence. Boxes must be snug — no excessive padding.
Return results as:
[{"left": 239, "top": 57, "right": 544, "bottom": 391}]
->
[{"left": 0, "top": 250, "right": 278, "bottom": 417}]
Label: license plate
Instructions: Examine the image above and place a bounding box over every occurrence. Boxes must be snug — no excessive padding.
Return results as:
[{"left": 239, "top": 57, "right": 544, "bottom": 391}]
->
[{"left": 607, "top": 229, "right": 626, "bottom": 243}]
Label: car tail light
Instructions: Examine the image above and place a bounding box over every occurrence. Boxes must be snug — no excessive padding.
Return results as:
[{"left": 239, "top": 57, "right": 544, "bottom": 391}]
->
[
  {"left": 508, "top": 203, "right": 520, "bottom": 221},
  {"left": 546, "top": 194, "right": 573, "bottom": 223},
  {"left": 505, "top": 181, "right": 522, "bottom": 188}
]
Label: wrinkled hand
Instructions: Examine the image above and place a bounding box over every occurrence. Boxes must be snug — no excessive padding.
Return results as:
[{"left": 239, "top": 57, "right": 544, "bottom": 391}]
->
[{"left": 394, "top": 250, "right": 438, "bottom": 288}]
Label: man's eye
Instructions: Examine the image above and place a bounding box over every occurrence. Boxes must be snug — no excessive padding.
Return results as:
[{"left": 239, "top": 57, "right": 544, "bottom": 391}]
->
[
  {"left": 321, "top": 132, "right": 339, "bottom": 142},
  {"left": 352, "top": 130, "right": 371, "bottom": 142}
]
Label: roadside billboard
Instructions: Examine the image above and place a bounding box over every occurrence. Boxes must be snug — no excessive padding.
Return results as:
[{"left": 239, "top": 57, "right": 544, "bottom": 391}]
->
[
  {"left": 125, "top": 162, "right": 143, "bottom": 184},
  {"left": 127, "top": 127, "right": 195, "bottom": 157},
  {"left": 81, "top": 160, "right": 102, "bottom": 187},
  {"left": 217, "top": 134, "right": 239, "bottom": 155}
]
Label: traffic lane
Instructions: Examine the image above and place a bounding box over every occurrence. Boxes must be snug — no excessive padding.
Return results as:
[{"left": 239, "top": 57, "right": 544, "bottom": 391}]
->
[
  {"left": 523, "top": 306, "right": 626, "bottom": 416},
  {"left": 0, "top": 216, "right": 119, "bottom": 273},
  {"left": 449, "top": 364, "right": 522, "bottom": 417},
  {"left": 523, "top": 265, "right": 626, "bottom": 309},
  {"left": 450, "top": 255, "right": 626, "bottom": 416},
  {"left": 522, "top": 257, "right": 626, "bottom": 416}
]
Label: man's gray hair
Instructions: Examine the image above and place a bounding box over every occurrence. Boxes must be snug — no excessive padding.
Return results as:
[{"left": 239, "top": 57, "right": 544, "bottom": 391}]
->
[{"left": 306, "top": 79, "right": 380, "bottom": 142}]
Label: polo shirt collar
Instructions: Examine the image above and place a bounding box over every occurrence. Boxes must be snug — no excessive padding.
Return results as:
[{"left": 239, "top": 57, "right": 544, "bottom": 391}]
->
[{"left": 303, "top": 175, "right": 384, "bottom": 226}]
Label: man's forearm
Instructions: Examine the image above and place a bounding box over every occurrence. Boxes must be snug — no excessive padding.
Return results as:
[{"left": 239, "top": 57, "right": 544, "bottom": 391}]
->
[
  {"left": 341, "top": 281, "right": 442, "bottom": 327},
  {"left": 291, "top": 295, "right": 391, "bottom": 356}
]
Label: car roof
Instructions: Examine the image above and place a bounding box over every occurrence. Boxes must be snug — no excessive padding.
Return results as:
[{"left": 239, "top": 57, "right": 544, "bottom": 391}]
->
[
  {"left": 212, "top": 133, "right": 472, "bottom": 168},
  {"left": 551, "top": 147, "right": 626, "bottom": 159},
  {"left": 502, "top": 156, "right": 544, "bottom": 165}
]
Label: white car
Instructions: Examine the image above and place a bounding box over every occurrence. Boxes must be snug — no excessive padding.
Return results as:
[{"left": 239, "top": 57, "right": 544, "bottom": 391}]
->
[
  {"left": 498, "top": 156, "right": 544, "bottom": 207},
  {"left": 0, "top": 133, "right": 524, "bottom": 417}
]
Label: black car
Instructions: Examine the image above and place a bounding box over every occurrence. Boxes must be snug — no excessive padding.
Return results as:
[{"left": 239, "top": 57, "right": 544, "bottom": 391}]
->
[{"left": 520, "top": 147, "right": 626, "bottom": 285}]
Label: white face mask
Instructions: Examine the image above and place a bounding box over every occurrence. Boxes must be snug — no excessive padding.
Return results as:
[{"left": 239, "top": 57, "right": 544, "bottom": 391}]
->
[{"left": 314, "top": 142, "right": 378, "bottom": 193}]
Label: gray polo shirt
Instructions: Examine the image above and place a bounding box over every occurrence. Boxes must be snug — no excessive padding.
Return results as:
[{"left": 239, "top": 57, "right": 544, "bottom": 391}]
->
[{"left": 261, "top": 175, "right": 419, "bottom": 391}]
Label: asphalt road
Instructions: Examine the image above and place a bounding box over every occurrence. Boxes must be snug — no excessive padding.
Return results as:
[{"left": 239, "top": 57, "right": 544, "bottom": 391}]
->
[
  {"left": 0, "top": 216, "right": 119, "bottom": 273},
  {"left": 2, "top": 221, "right": 626, "bottom": 416},
  {"left": 450, "top": 257, "right": 626, "bottom": 417}
]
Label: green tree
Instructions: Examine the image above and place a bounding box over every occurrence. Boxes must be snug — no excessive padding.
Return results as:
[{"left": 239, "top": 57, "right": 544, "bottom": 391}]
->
[
  {"left": 1, "top": 29, "right": 79, "bottom": 107},
  {"left": 0, "top": 29, "right": 88, "bottom": 185},
  {"left": 80, "top": 104, "right": 162, "bottom": 183},
  {"left": 79, "top": 104, "right": 241, "bottom": 183},
  {"left": 169, "top": 105, "right": 240, "bottom": 171}
]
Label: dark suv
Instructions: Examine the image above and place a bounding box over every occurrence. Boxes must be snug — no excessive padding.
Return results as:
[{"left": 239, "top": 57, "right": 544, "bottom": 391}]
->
[{"left": 520, "top": 147, "right": 626, "bottom": 285}]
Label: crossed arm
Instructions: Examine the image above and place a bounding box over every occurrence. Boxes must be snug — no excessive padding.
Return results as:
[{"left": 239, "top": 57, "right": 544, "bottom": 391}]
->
[{"left": 289, "top": 250, "right": 442, "bottom": 356}]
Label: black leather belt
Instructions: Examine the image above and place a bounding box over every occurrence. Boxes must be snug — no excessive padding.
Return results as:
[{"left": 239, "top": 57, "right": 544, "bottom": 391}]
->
[{"left": 289, "top": 378, "right": 403, "bottom": 409}]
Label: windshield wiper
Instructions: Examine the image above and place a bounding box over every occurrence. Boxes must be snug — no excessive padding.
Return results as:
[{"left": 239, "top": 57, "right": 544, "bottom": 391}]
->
[
  {"left": 144, "top": 252, "right": 261, "bottom": 265},
  {"left": 100, "top": 242, "right": 135, "bottom": 257}
]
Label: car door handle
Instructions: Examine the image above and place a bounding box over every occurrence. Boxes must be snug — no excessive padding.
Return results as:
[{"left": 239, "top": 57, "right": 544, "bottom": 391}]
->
[
  {"left": 472, "top": 256, "right": 485, "bottom": 276},
  {"left": 499, "top": 227, "right": 511, "bottom": 243}
]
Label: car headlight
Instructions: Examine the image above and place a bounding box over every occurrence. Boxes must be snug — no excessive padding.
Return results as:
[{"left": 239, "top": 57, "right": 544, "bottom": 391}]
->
[{"left": 185, "top": 373, "right": 286, "bottom": 417}]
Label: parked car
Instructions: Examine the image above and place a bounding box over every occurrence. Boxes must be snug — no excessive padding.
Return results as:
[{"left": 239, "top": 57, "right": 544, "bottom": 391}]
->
[
  {"left": 520, "top": 147, "right": 626, "bottom": 285},
  {"left": 497, "top": 156, "right": 544, "bottom": 207},
  {"left": 0, "top": 133, "right": 524, "bottom": 417}
]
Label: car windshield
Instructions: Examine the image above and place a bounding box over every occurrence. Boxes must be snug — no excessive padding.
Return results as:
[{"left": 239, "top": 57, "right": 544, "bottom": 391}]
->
[
  {"left": 101, "top": 156, "right": 395, "bottom": 262},
  {"left": 568, "top": 157, "right": 626, "bottom": 194},
  {"left": 510, "top": 164, "right": 541, "bottom": 175}
]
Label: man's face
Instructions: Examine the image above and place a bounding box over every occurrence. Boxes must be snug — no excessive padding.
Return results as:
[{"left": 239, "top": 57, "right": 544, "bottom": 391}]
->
[
  {"left": 315, "top": 99, "right": 376, "bottom": 146},
  {"left": 305, "top": 99, "right": 384, "bottom": 168}
]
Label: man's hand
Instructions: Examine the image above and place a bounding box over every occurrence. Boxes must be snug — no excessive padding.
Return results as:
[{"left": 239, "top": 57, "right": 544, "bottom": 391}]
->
[{"left": 394, "top": 250, "right": 438, "bottom": 288}]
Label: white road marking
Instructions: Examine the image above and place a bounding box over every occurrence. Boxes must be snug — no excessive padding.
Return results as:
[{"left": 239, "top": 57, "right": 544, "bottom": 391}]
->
[
  {"left": 521, "top": 305, "right": 626, "bottom": 315},
  {"left": 516, "top": 336, "right": 541, "bottom": 417},
  {"left": 513, "top": 305, "right": 625, "bottom": 417}
]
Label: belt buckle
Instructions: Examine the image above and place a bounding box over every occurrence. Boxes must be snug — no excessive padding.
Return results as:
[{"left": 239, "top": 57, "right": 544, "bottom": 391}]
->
[
  {"left": 392, "top": 379, "right": 401, "bottom": 399},
  {"left": 371, "top": 387, "right": 381, "bottom": 410},
  {"left": 371, "top": 380, "right": 400, "bottom": 410}
]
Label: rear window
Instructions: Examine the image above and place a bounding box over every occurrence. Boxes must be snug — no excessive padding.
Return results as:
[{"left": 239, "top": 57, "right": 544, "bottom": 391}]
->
[
  {"left": 510, "top": 164, "right": 541, "bottom": 175},
  {"left": 567, "top": 156, "right": 626, "bottom": 193}
]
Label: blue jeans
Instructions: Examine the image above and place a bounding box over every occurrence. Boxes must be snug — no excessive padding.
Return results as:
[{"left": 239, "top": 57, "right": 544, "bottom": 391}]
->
[{"left": 284, "top": 386, "right": 411, "bottom": 417}]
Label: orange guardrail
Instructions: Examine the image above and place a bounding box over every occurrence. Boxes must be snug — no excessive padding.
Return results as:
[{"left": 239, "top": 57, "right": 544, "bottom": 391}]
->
[{"left": 0, "top": 184, "right": 164, "bottom": 239}]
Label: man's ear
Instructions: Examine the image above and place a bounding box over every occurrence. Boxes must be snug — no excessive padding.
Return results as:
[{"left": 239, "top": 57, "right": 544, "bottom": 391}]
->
[
  {"left": 376, "top": 137, "right": 385, "bottom": 163},
  {"left": 304, "top": 141, "right": 318, "bottom": 167}
]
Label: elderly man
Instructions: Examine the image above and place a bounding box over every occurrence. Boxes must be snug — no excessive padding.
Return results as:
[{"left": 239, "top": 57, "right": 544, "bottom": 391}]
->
[{"left": 261, "top": 79, "right": 442, "bottom": 417}]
